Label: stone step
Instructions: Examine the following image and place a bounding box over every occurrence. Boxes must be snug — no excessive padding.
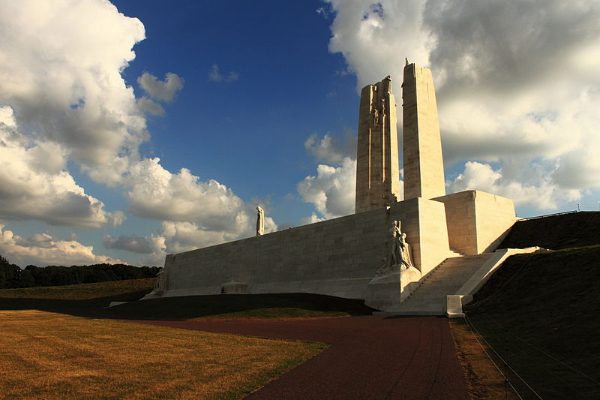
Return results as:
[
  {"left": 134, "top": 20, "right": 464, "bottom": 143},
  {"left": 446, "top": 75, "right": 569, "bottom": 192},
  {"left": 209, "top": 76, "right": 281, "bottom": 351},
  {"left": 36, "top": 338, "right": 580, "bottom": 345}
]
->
[{"left": 391, "top": 253, "right": 494, "bottom": 314}]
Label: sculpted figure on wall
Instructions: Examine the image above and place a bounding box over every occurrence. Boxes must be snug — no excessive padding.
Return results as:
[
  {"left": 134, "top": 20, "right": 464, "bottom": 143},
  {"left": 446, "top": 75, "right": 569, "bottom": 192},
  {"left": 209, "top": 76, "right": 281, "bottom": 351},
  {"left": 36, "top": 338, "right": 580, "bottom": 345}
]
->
[
  {"left": 377, "top": 220, "right": 414, "bottom": 275},
  {"left": 399, "top": 231, "right": 414, "bottom": 270},
  {"left": 372, "top": 107, "right": 379, "bottom": 126},
  {"left": 256, "top": 206, "right": 265, "bottom": 236},
  {"left": 390, "top": 220, "right": 403, "bottom": 267}
]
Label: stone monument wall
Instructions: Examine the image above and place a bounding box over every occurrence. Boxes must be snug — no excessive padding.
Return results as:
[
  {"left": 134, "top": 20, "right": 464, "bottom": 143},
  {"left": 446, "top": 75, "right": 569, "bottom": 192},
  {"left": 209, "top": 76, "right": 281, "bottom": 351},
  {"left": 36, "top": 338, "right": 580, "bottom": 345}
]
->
[
  {"left": 434, "top": 190, "right": 516, "bottom": 255},
  {"left": 162, "top": 208, "right": 388, "bottom": 299},
  {"left": 402, "top": 63, "right": 446, "bottom": 200},
  {"left": 355, "top": 77, "right": 401, "bottom": 213},
  {"left": 160, "top": 198, "right": 453, "bottom": 299}
]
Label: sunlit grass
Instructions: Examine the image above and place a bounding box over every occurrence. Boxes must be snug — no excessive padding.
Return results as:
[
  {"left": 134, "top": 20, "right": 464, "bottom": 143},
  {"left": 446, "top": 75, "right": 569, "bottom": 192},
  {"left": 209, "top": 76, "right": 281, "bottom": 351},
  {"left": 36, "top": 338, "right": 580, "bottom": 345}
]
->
[
  {"left": 0, "top": 278, "right": 156, "bottom": 300},
  {"left": 0, "top": 310, "right": 326, "bottom": 400}
]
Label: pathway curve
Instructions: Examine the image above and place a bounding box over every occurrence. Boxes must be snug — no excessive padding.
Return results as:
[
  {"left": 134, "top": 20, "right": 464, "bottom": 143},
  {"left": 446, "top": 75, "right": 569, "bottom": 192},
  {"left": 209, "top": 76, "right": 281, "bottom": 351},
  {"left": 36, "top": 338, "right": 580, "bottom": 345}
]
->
[{"left": 144, "top": 316, "right": 468, "bottom": 400}]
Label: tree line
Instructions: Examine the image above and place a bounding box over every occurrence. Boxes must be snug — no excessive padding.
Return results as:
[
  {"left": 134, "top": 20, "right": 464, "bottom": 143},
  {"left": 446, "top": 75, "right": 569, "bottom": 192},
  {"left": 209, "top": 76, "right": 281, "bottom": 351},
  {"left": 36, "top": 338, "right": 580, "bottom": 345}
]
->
[{"left": 0, "top": 254, "right": 161, "bottom": 289}]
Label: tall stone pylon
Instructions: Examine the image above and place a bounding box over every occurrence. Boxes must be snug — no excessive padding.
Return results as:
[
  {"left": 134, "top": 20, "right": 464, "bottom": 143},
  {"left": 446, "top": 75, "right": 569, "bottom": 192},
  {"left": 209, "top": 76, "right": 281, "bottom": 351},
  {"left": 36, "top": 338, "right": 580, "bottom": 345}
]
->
[
  {"left": 402, "top": 63, "right": 446, "bottom": 200},
  {"left": 355, "top": 76, "right": 401, "bottom": 213}
]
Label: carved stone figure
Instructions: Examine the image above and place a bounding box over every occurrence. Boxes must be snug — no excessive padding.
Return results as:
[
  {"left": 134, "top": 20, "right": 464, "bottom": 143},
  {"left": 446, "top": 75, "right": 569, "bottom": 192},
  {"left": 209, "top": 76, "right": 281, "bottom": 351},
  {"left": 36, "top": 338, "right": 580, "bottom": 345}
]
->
[
  {"left": 399, "top": 232, "right": 414, "bottom": 270},
  {"left": 372, "top": 107, "right": 379, "bottom": 126},
  {"left": 390, "top": 220, "right": 402, "bottom": 267},
  {"left": 355, "top": 76, "right": 401, "bottom": 212},
  {"left": 377, "top": 220, "right": 414, "bottom": 275},
  {"left": 256, "top": 206, "right": 265, "bottom": 236}
]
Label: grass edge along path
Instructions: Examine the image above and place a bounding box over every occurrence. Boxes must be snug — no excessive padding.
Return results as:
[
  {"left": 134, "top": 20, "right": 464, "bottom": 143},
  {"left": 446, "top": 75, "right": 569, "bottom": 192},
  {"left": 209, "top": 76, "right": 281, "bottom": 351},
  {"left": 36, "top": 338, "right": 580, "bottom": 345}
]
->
[
  {"left": 449, "top": 319, "right": 520, "bottom": 400},
  {"left": 466, "top": 246, "right": 600, "bottom": 399},
  {"left": 0, "top": 310, "right": 326, "bottom": 400}
]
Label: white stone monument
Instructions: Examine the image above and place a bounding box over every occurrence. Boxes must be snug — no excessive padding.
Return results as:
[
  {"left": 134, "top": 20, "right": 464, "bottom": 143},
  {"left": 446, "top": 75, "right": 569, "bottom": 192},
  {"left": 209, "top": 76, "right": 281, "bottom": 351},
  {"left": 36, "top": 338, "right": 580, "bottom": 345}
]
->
[
  {"left": 256, "top": 206, "right": 265, "bottom": 236},
  {"left": 148, "top": 61, "right": 517, "bottom": 313},
  {"left": 355, "top": 76, "right": 401, "bottom": 213}
]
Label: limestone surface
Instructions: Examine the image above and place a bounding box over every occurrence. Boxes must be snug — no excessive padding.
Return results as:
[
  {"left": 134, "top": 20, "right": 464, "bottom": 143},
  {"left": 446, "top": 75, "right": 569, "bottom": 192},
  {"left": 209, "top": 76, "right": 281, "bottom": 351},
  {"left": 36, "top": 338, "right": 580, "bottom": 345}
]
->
[
  {"left": 155, "top": 198, "right": 452, "bottom": 300},
  {"left": 434, "top": 190, "right": 516, "bottom": 255},
  {"left": 402, "top": 63, "right": 446, "bottom": 200},
  {"left": 152, "top": 61, "right": 521, "bottom": 313},
  {"left": 256, "top": 206, "right": 265, "bottom": 236},
  {"left": 355, "top": 76, "right": 401, "bottom": 213}
]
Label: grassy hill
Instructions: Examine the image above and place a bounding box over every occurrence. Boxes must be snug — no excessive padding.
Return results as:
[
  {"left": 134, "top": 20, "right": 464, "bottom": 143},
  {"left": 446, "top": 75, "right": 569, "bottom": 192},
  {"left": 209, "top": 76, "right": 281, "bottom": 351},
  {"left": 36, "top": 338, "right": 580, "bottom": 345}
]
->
[
  {"left": 499, "top": 211, "right": 600, "bottom": 250},
  {"left": 466, "top": 212, "right": 600, "bottom": 399},
  {"left": 0, "top": 278, "right": 373, "bottom": 319},
  {"left": 0, "top": 280, "right": 335, "bottom": 399},
  {"left": 0, "top": 277, "right": 156, "bottom": 300},
  {"left": 0, "top": 310, "right": 324, "bottom": 400},
  {"left": 103, "top": 293, "right": 374, "bottom": 320}
]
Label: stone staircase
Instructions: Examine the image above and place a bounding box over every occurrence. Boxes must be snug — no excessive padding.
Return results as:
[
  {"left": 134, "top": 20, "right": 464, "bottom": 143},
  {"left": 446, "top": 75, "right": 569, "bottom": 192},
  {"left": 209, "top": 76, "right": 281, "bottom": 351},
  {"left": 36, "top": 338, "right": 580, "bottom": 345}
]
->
[{"left": 387, "top": 253, "right": 494, "bottom": 315}]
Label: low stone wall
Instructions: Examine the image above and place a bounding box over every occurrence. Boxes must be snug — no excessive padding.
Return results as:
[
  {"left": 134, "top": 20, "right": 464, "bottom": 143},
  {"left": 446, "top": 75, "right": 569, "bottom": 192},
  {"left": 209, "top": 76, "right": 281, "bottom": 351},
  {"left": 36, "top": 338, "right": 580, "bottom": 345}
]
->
[
  {"left": 162, "top": 207, "right": 389, "bottom": 299},
  {"left": 160, "top": 198, "right": 453, "bottom": 300}
]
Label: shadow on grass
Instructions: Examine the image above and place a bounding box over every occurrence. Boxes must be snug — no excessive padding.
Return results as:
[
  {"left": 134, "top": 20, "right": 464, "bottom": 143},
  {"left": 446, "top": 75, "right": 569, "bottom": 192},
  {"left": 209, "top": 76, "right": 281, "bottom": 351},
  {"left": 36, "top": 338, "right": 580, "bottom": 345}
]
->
[
  {"left": 0, "top": 290, "right": 375, "bottom": 320},
  {"left": 383, "top": 315, "right": 447, "bottom": 320},
  {"left": 464, "top": 245, "right": 600, "bottom": 399}
]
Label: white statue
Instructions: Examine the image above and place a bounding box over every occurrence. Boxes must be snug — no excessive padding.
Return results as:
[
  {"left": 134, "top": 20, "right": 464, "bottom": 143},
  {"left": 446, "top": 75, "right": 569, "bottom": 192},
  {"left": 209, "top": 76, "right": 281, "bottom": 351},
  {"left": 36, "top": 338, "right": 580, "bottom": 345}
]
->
[
  {"left": 380, "top": 97, "right": 386, "bottom": 116},
  {"left": 390, "top": 220, "right": 402, "bottom": 267},
  {"left": 399, "top": 231, "right": 414, "bottom": 270},
  {"left": 377, "top": 220, "right": 413, "bottom": 275},
  {"left": 372, "top": 107, "right": 380, "bottom": 126},
  {"left": 256, "top": 206, "right": 265, "bottom": 236}
]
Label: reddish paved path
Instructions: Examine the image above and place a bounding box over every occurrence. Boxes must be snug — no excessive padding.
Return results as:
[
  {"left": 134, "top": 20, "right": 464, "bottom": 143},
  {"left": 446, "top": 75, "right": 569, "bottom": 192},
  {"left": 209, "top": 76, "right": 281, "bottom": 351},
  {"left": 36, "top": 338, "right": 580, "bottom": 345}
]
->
[{"left": 144, "top": 316, "right": 468, "bottom": 400}]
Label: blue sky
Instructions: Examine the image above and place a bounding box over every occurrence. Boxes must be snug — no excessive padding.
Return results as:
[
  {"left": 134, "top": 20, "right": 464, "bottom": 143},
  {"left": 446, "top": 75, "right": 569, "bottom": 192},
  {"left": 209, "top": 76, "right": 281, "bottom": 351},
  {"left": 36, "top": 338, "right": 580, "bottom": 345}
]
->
[
  {"left": 1, "top": 0, "right": 599, "bottom": 267},
  {"left": 112, "top": 0, "right": 359, "bottom": 224}
]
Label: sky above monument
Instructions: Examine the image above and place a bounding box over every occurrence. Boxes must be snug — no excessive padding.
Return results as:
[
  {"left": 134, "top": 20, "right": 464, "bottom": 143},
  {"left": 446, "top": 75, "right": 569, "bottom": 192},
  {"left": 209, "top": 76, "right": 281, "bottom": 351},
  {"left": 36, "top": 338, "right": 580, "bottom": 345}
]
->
[{"left": 1, "top": 0, "right": 599, "bottom": 267}]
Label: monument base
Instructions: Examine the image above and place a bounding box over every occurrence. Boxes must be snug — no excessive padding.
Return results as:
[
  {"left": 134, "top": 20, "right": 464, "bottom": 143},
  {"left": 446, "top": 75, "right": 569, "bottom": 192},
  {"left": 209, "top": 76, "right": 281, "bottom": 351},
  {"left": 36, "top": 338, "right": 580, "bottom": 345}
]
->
[
  {"left": 221, "top": 281, "right": 249, "bottom": 294},
  {"left": 365, "top": 266, "right": 421, "bottom": 310}
]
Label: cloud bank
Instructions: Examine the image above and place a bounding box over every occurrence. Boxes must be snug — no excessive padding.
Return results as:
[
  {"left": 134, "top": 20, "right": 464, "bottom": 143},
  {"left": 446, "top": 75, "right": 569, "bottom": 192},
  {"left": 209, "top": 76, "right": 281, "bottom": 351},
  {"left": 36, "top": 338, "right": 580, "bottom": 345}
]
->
[
  {"left": 324, "top": 0, "right": 600, "bottom": 213},
  {"left": 298, "top": 133, "right": 357, "bottom": 219},
  {"left": 0, "top": 106, "right": 121, "bottom": 228},
  {"left": 138, "top": 72, "right": 184, "bottom": 102},
  {"left": 126, "top": 158, "right": 277, "bottom": 257},
  {"left": 0, "top": 0, "right": 275, "bottom": 265},
  {"left": 0, "top": 225, "right": 122, "bottom": 267}
]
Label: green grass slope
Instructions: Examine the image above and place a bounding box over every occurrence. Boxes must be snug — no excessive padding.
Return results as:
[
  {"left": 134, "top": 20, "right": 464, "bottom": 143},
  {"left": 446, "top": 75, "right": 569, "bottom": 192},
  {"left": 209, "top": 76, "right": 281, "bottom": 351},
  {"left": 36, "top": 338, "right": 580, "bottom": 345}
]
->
[
  {"left": 104, "top": 293, "right": 374, "bottom": 320},
  {"left": 0, "top": 278, "right": 373, "bottom": 320},
  {"left": 466, "top": 245, "right": 600, "bottom": 399},
  {"left": 499, "top": 211, "right": 600, "bottom": 250},
  {"left": 0, "top": 278, "right": 156, "bottom": 300}
]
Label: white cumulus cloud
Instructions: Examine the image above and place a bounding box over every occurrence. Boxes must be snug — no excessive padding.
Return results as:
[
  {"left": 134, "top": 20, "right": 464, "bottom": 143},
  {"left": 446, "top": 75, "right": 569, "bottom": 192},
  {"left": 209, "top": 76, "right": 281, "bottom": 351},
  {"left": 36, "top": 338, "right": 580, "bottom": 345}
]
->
[
  {"left": 327, "top": 0, "right": 429, "bottom": 90},
  {"left": 137, "top": 97, "right": 165, "bottom": 116},
  {"left": 0, "top": 225, "right": 123, "bottom": 267},
  {"left": 304, "top": 133, "right": 356, "bottom": 165},
  {"left": 0, "top": 0, "right": 147, "bottom": 186},
  {"left": 103, "top": 234, "right": 165, "bottom": 255},
  {"left": 0, "top": 106, "right": 121, "bottom": 228},
  {"left": 137, "top": 72, "right": 184, "bottom": 102},
  {"left": 325, "top": 0, "right": 600, "bottom": 213},
  {"left": 0, "top": 1, "right": 270, "bottom": 258},
  {"left": 126, "top": 158, "right": 276, "bottom": 252},
  {"left": 298, "top": 157, "right": 356, "bottom": 219},
  {"left": 449, "top": 161, "right": 580, "bottom": 210}
]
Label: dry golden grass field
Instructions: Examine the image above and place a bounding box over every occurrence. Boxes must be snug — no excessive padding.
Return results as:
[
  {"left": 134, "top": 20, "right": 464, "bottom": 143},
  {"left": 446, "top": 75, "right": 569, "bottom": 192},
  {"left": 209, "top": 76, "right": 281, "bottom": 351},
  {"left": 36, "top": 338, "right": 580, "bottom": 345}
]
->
[
  {"left": 0, "top": 310, "right": 325, "bottom": 400},
  {"left": 0, "top": 278, "right": 156, "bottom": 300}
]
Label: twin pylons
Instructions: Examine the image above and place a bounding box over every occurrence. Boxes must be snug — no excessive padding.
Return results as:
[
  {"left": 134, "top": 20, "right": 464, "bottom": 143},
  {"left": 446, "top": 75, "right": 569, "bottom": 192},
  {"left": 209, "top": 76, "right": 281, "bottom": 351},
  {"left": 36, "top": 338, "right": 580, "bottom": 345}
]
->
[{"left": 355, "top": 63, "right": 446, "bottom": 213}]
